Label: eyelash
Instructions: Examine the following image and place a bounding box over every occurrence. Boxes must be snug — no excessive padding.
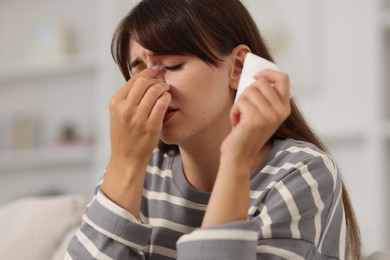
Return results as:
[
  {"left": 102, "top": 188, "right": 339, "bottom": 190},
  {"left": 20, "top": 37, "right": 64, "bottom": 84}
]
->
[
  {"left": 163, "top": 64, "right": 183, "bottom": 72},
  {"left": 131, "top": 63, "right": 184, "bottom": 77}
]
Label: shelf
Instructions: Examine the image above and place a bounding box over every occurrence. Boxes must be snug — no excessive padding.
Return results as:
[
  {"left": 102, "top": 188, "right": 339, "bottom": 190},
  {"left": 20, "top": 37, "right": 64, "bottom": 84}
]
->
[
  {"left": 0, "top": 145, "right": 94, "bottom": 172},
  {"left": 0, "top": 53, "right": 97, "bottom": 84}
]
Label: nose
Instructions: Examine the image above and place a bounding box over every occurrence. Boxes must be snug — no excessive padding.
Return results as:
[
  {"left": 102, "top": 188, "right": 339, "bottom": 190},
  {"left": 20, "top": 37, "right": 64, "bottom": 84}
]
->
[
  {"left": 155, "top": 68, "right": 165, "bottom": 82},
  {"left": 143, "top": 52, "right": 166, "bottom": 82}
]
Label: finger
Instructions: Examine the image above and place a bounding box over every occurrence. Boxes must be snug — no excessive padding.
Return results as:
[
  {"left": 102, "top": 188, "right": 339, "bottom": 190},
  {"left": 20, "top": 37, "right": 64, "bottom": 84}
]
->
[
  {"left": 256, "top": 69, "right": 291, "bottom": 102},
  {"left": 238, "top": 97, "right": 265, "bottom": 125},
  {"left": 239, "top": 84, "right": 273, "bottom": 114},
  {"left": 112, "top": 67, "right": 161, "bottom": 102},
  {"left": 254, "top": 73, "right": 291, "bottom": 119},
  {"left": 149, "top": 91, "right": 172, "bottom": 124},
  {"left": 126, "top": 77, "right": 162, "bottom": 107},
  {"left": 251, "top": 77, "right": 283, "bottom": 109},
  {"left": 243, "top": 83, "right": 290, "bottom": 125},
  {"left": 237, "top": 91, "right": 286, "bottom": 135},
  {"left": 230, "top": 94, "right": 264, "bottom": 127},
  {"left": 138, "top": 83, "right": 170, "bottom": 119},
  {"left": 229, "top": 103, "right": 241, "bottom": 127}
]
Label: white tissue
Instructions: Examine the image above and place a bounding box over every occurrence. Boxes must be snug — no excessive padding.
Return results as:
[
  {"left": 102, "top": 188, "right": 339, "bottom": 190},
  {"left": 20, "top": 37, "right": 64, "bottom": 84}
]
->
[{"left": 234, "top": 53, "right": 280, "bottom": 103}]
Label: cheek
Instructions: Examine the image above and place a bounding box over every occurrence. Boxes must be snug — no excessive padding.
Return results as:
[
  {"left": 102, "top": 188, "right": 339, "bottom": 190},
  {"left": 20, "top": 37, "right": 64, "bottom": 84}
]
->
[
  {"left": 164, "top": 70, "right": 197, "bottom": 86},
  {"left": 164, "top": 67, "right": 231, "bottom": 104},
  {"left": 164, "top": 72, "right": 202, "bottom": 99}
]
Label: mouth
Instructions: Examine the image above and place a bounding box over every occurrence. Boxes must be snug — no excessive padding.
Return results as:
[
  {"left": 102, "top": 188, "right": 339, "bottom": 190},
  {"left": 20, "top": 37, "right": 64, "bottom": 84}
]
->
[{"left": 163, "top": 106, "right": 178, "bottom": 123}]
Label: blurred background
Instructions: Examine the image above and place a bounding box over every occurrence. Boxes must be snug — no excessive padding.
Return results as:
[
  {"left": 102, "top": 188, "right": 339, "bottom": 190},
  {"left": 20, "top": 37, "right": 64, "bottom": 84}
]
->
[{"left": 0, "top": 0, "right": 388, "bottom": 257}]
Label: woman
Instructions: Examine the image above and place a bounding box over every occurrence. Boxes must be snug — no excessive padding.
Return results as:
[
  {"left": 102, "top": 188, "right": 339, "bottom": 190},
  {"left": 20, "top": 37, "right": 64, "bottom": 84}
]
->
[{"left": 67, "top": 0, "right": 361, "bottom": 259}]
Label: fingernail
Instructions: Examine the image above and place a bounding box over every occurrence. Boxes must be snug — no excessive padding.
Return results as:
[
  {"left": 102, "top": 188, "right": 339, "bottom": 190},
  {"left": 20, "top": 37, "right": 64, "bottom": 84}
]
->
[
  {"left": 157, "top": 76, "right": 165, "bottom": 82},
  {"left": 151, "top": 65, "right": 160, "bottom": 71},
  {"left": 254, "top": 72, "right": 263, "bottom": 78}
]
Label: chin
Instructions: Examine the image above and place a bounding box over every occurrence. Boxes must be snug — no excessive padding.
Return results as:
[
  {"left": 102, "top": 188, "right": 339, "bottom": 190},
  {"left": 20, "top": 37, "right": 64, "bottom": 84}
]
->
[
  {"left": 160, "top": 131, "right": 179, "bottom": 146},
  {"left": 160, "top": 124, "right": 197, "bottom": 148}
]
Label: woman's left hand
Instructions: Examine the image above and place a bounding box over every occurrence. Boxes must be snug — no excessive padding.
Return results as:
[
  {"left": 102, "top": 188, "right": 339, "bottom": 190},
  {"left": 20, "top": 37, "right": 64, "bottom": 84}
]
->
[
  {"left": 202, "top": 70, "right": 291, "bottom": 228},
  {"left": 221, "top": 69, "right": 291, "bottom": 167}
]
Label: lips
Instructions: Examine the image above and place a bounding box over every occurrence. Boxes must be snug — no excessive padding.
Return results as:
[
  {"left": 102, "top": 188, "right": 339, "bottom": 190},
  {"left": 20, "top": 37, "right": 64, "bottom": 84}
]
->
[{"left": 163, "top": 106, "right": 178, "bottom": 123}]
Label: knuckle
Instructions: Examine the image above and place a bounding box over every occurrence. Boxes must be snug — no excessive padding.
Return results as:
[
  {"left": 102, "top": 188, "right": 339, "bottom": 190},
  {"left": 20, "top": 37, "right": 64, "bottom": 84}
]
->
[
  {"left": 135, "top": 77, "right": 149, "bottom": 86},
  {"left": 119, "top": 108, "right": 131, "bottom": 123},
  {"left": 116, "top": 104, "right": 136, "bottom": 124},
  {"left": 109, "top": 98, "right": 117, "bottom": 109},
  {"left": 244, "top": 86, "right": 257, "bottom": 96},
  {"left": 256, "top": 78, "right": 265, "bottom": 86},
  {"left": 147, "top": 86, "right": 160, "bottom": 99},
  {"left": 108, "top": 99, "right": 116, "bottom": 110},
  {"left": 137, "top": 77, "right": 157, "bottom": 86}
]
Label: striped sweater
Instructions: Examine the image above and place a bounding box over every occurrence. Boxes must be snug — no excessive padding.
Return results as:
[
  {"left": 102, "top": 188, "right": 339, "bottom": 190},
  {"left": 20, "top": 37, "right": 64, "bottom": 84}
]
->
[{"left": 66, "top": 138, "right": 346, "bottom": 259}]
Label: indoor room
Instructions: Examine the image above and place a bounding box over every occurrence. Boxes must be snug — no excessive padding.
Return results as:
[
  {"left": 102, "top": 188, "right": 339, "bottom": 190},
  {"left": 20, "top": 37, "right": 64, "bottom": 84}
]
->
[{"left": 0, "top": 0, "right": 389, "bottom": 259}]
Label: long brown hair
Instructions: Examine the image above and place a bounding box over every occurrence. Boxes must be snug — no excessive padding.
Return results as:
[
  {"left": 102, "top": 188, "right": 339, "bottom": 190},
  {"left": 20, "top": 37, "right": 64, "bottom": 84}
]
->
[{"left": 111, "top": 0, "right": 361, "bottom": 258}]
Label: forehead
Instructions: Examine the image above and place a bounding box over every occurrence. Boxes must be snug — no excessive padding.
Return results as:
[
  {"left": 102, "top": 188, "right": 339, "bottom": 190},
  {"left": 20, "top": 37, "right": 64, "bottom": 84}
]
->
[{"left": 129, "top": 39, "right": 154, "bottom": 61}]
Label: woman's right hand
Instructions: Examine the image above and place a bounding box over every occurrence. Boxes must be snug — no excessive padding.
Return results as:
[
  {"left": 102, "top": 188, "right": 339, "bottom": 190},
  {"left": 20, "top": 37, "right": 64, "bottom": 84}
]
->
[
  {"left": 102, "top": 67, "right": 171, "bottom": 215},
  {"left": 109, "top": 66, "right": 171, "bottom": 166}
]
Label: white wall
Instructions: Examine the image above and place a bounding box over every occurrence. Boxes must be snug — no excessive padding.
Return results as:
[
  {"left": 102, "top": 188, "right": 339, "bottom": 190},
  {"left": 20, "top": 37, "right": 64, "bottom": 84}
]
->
[
  {"left": 298, "top": 0, "right": 386, "bottom": 255},
  {"left": 243, "top": 0, "right": 387, "bottom": 255}
]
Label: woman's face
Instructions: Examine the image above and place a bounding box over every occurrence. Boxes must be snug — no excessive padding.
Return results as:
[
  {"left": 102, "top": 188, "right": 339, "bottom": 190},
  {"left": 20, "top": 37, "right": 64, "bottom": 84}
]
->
[{"left": 129, "top": 40, "right": 235, "bottom": 147}]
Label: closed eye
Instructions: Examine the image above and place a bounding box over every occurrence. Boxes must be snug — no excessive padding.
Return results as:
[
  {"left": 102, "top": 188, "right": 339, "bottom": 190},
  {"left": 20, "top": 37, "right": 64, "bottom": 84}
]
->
[{"left": 163, "top": 64, "right": 183, "bottom": 72}]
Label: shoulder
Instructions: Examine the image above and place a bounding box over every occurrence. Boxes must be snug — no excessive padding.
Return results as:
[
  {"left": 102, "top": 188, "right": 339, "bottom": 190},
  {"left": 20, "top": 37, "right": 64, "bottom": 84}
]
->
[
  {"left": 251, "top": 138, "right": 342, "bottom": 208},
  {"left": 270, "top": 138, "right": 336, "bottom": 168},
  {"left": 252, "top": 139, "right": 345, "bottom": 250},
  {"left": 263, "top": 138, "right": 340, "bottom": 189}
]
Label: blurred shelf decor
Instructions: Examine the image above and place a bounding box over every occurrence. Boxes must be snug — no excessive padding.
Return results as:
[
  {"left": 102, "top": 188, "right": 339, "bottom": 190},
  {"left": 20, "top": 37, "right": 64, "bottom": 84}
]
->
[
  {"left": 0, "top": 0, "right": 125, "bottom": 204},
  {"left": 0, "top": 145, "right": 93, "bottom": 172},
  {"left": 0, "top": 53, "right": 96, "bottom": 84}
]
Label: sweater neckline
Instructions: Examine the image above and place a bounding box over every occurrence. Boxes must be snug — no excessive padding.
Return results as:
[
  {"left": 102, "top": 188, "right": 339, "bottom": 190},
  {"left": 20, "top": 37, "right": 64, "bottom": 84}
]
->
[
  {"left": 172, "top": 152, "right": 211, "bottom": 205},
  {"left": 171, "top": 139, "right": 281, "bottom": 205},
  {"left": 172, "top": 140, "right": 282, "bottom": 205}
]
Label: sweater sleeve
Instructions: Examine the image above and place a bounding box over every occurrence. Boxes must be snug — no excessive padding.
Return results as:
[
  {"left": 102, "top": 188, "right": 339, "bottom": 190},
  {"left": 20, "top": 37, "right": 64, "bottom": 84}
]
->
[
  {"left": 65, "top": 189, "right": 153, "bottom": 260},
  {"left": 254, "top": 149, "right": 346, "bottom": 259},
  {"left": 176, "top": 220, "right": 259, "bottom": 260},
  {"left": 177, "top": 148, "right": 346, "bottom": 260}
]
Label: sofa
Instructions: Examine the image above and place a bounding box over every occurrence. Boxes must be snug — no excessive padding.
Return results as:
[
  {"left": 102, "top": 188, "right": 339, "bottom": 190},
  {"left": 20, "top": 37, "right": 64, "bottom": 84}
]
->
[
  {"left": 0, "top": 194, "right": 389, "bottom": 260},
  {"left": 0, "top": 195, "right": 87, "bottom": 260}
]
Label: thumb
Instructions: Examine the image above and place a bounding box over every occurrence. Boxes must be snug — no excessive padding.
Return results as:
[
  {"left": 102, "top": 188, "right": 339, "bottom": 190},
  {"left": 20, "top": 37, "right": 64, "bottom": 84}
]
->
[{"left": 230, "top": 104, "right": 241, "bottom": 128}]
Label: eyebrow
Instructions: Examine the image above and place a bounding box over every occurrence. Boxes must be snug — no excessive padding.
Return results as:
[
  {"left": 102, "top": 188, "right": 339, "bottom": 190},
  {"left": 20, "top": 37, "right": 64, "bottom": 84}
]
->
[{"left": 129, "top": 52, "right": 162, "bottom": 70}]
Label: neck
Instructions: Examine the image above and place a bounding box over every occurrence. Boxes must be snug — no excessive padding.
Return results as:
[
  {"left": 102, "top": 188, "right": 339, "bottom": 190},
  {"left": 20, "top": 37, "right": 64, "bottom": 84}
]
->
[
  {"left": 179, "top": 136, "right": 273, "bottom": 193},
  {"left": 176, "top": 104, "right": 232, "bottom": 192},
  {"left": 179, "top": 131, "right": 224, "bottom": 192}
]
